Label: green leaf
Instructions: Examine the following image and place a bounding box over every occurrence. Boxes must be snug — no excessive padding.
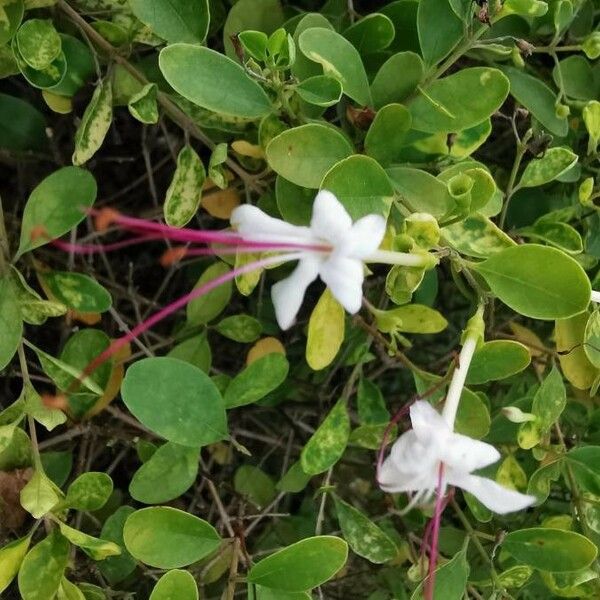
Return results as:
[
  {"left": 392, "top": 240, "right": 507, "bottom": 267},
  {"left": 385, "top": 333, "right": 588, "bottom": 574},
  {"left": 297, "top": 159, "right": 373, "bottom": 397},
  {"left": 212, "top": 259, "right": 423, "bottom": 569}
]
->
[
  {"left": 215, "top": 314, "right": 262, "bottom": 343},
  {"left": 443, "top": 214, "right": 516, "bottom": 258},
  {"left": 164, "top": 144, "right": 206, "bottom": 227},
  {"left": 349, "top": 423, "right": 395, "bottom": 450},
  {"left": 16, "top": 19, "right": 61, "bottom": 70},
  {"left": 72, "top": 78, "right": 113, "bottom": 166},
  {"left": 410, "top": 68, "right": 510, "bottom": 134},
  {"left": 123, "top": 506, "right": 221, "bottom": 569},
  {"left": 129, "top": 0, "right": 209, "bottom": 43},
  {"left": 0, "top": 0, "right": 23, "bottom": 46},
  {"left": 247, "top": 536, "right": 348, "bottom": 591},
  {"left": 234, "top": 465, "right": 276, "bottom": 508},
  {"left": 374, "top": 304, "right": 448, "bottom": 335},
  {"left": 334, "top": 497, "right": 397, "bottom": 564},
  {"left": 0, "top": 92, "right": 46, "bottom": 152},
  {"left": 18, "top": 531, "right": 69, "bottom": 600},
  {"left": 65, "top": 471, "right": 113, "bottom": 511},
  {"left": 277, "top": 460, "right": 312, "bottom": 493},
  {"left": 519, "top": 221, "right": 583, "bottom": 254},
  {"left": 130, "top": 442, "right": 199, "bottom": 504},
  {"left": 417, "top": 0, "right": 462, "bottom": 65},
  {"left": 0, "top": 535, "right": 30, "bottom": 594},
  {"left": 20, "top": 469, "right": 63, "bottom": 518},
  {"left": 306, "top": 288, "right": 345, "bottom": 370},
  {"left": 187, "top": 262, "right": 232, "bottom": 325},
  {"left": 467, "top": 341, "right": 531, "bottom": 385},
  {"left": 503, "top": 528, "right": 598, "bottom": 572},
  {"left": 122, "top": 357, "right": 227, "bottom": 446},
  {"left": 552, "top": 55, "right": 596, "bottom": 101},
  {"left": 99, "top": 506, "right": 137, "bottom": 584},
  {"left": 499, "top": 0, "right": 548, "bottom": 18},
  {"left": 501, "top": 66, "right": 568, "bottom": 137},
  {"left": 10, "top": 266, "right": 66, "bottom": 325},
  {"left": 296, "top": 75, "right": 343, "bottom": 107},
  {"left": 128, "top": 83, "right": 159, "bottom": 124},
  {"left": 455, "top": 389, "right": 490, "bottom": 439},
  {"left": 150, "top": 570, "right": 199, "bottom": 600},
  {"left": 301, "top": 398, "right": 350, "bottom": 475},
  {"left": 472, "top": 244, "right": 591, "bottom": 320},
  {"left": 410, "top": 541, "right": 469, "bottom": 600},
  {"left": 224, "top": 353, "right": 289, "bottom": 408},
  {"left": 159, "top": 44, "right": 272, "bottom": 119},
  {"left": 321, "top": 155, "right": 394, "bottom": 219},
  {"left": 343, "top": 13, "right": 395, "bottom": 54},
  {"left": 364, "top": 103, "right": 412, "bottom": 166},
  {"left": 357, "top": 379, "right": 389, "bottom": 425},
  {"left": 566, "top": 447, "right": 600, "bottom": 496},
  {"left": 255, "top": 587, "right": 311, "bottom": 600},
  {"left": 58, "top": 522, "right": 121, "bottom": 561},
  {"left": 40, "top": 271, "right": 112, "bottom": 313},
  {"left": 58, "top": 578, "right": 86, "bottom": 600},
  {"left": 167, "top": 333, "right": 212, "bottom": 372},
  {"left": 17, "top": 166, "right": 97, "bottom": 256},
  {"left": 22, "top": 383, "right": 66, "bottom": 431},
  {"left": 584, "top": 311, "right": 600, "bottom": 368},
  {"left": 0, "top": 276, "right": 22, "bottom": 370},
  {"left": 371, "top": 51, "right": 423, "bottom": 109},
  {"left": 517, "top": 148, "right": 578, "bottom": 188},
  {"left": 42, "top": 451, "right": 72, "bottom": 488},
  {"left": 266, "top": 123, "right": 353, "bottom": 188},
  {"left": 298, "top": 28, "right": 372, "bottom": 106}
]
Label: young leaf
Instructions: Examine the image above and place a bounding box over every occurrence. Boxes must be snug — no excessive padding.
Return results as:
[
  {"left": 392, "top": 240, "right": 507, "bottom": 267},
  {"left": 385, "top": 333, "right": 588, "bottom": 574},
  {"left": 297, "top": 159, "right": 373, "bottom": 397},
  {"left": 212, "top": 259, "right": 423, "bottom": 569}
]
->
[{"left": 123, "top": 506, "right": 221, "bottom": 569}]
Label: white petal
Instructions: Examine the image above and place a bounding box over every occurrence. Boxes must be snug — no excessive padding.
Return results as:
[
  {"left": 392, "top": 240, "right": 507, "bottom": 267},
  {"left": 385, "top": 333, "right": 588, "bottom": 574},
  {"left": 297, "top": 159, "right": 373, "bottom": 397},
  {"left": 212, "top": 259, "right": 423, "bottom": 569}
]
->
[
  {"left": 271, "top": 256, "right": 320, "bottom": 330},
  {"left": 310, "top": 190, "right": 352, "bottom": 244},
  {"left": 342, "top": 214, "right": 387, "bottom": 258},
  {"left": 378, "top": 454, "right": 412, "bottom": 493},
  {"left": 409, "top": 400, "right": 450, "bottom": 442},
  {"left": 444, "top": 432, "right": 501, "bottom": 472},
  {"left": 231, "top": 204, "right": 312, "bottom": 241},
  {"left": 319, "top": 256, "right": 364, "bottom": 313},
  {"left": 449, "top": 472, "right": 536, "bottom": 514}
]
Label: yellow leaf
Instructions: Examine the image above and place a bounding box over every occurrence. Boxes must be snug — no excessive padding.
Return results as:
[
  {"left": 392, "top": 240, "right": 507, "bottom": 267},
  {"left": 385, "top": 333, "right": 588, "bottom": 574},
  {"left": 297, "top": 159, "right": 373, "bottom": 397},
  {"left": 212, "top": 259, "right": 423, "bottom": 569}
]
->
[
  {"left": 42, "top": 90, "right": 72, "bottom": 114},
  {"left": 556, "top": 312, "right": 599, "bottom": 390},
  {"left": 202, "top": 188, "right": 241, "bottom": 220},
  {"left": 246, "top": 337, "right": 285, "bottom": 365},
  {"left": 306, "top": 288, "right": 345, "bottom": 370},
  {"left": 496, "top": 454, "right": 527, "bottom": 491}
]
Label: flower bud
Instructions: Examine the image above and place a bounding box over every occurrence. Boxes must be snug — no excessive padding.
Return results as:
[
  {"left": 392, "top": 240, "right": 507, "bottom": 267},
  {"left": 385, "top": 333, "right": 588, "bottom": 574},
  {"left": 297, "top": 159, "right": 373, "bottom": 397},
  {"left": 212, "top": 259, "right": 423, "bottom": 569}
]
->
[
  {"left": 404, "top": 213, "right": 440, "bottom": 250},
  {"left": 502, "top": 406, "right": 536, "bottom": 423},
  {"left": 554, "top": 103, "right": 570, "bottom": 119}
]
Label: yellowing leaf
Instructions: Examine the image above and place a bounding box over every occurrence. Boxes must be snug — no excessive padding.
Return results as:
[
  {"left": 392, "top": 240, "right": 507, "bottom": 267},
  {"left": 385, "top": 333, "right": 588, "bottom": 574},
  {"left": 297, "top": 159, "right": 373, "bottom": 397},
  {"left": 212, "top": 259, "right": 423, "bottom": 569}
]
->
[
  {"left": 247, "top": 337, "right": 286, "bottom": 365},
  {"left": 42, "top": 90, "right": 72, "bottom": 114},
  {"left": 231, "top": 139, "right": 265, "bottom": 159},
  {"left": 202, "top": 188, "right": 241, "bottom": 219},
  {"left": 306, "top": 289, "right": 345, "bottom": 370}
]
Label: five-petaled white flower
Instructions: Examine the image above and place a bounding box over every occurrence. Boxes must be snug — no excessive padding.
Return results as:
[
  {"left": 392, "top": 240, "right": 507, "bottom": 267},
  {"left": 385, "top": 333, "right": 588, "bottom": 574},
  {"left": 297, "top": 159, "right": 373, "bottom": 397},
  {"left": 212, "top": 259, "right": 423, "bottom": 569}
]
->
[{"left": 231, "top": 190, "right": 430, "bottom": 330}]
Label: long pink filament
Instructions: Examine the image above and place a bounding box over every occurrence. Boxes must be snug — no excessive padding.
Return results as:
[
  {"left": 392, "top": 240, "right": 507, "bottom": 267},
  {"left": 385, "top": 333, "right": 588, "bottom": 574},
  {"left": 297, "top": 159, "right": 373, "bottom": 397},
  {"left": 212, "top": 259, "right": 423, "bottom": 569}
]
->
[
  {"left": 71, "top": 252, "right": 303, "bottom": 390},
  {"left": 424, "top": 463, "right": 446, "bottom": 600}
]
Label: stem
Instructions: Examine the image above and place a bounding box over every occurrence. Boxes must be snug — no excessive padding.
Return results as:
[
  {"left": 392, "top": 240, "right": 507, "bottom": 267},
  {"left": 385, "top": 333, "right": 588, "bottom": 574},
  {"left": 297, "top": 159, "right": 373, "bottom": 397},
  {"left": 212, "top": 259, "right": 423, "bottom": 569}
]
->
[
  {"left": 498, "top": 130, "right": 531, "bottom": 230},
  {"left": 17, "top": 343, "right": 42, "bottom": 468},
  {"left": 56, "top": 0, "right": 262, "bottom": 193},
  {"left": 366, "top": 249, "right": 437, "bottom": 268}
]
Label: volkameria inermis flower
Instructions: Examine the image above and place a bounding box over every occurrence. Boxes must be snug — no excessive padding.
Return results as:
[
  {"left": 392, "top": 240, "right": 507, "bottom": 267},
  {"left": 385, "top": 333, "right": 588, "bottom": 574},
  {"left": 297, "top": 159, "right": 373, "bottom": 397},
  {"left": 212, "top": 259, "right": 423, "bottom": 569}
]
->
[{"left": 44, "top": 190, "right": 436, "bottom": 376}]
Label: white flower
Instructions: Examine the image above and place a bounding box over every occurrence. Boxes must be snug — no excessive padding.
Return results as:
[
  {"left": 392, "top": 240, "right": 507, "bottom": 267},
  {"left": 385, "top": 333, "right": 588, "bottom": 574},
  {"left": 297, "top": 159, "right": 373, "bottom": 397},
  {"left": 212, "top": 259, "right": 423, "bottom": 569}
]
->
[
  {"left": 591, "top": 290, "right": 600, "bottom": 304},
  {"left": 379, "top": 400, "right": 536, "bottom": 514},
  {"left": 231, "top": 190, "right": 425, "bottom": 330}
]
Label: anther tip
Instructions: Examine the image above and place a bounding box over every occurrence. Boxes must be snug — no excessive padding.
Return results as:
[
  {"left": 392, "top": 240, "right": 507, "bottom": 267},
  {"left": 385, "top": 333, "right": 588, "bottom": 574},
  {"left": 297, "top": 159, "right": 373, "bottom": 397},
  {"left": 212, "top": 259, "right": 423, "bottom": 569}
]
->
[{"left": 160, "top": 246, "right": 188, "bottom": 267}]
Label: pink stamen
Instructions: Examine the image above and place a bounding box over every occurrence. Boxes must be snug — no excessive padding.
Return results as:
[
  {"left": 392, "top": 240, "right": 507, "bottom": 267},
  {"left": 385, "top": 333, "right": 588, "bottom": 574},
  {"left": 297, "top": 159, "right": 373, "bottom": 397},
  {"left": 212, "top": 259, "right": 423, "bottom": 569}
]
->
[
  {"left": 424, "top": 464, "right": 446, "bottom": 600},
  {"left": 68, "top": 252, "right": 303, "bottom": 392},
  {"left": 50, "top": 235, "right": 163, "bottom": 254}
]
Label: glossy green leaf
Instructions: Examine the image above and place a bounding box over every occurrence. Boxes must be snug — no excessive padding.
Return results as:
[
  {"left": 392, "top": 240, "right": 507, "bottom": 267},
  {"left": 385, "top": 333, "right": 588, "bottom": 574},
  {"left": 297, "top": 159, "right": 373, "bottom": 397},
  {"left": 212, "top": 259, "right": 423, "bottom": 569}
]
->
[
  {"left": 365, "top": 103, "right": 412, "bottom": 166},
  {"left": 503, "top": 528, "right": 598, "bottom": 572},
  {"left": 473, "top": 244, "right": 591, "bottom": 320},
  {"left": 266, "top": 123, "right": 353, "bottom": 188},
  {"left": 187, "top": 262, "right": 232, "bottom": 325},
  {"left": 298, "top": 28, "right": 372, "bottom": 106},
  {"left": 371, "top": 51, "right": 423, "bottom": 108},
  {"left": 343, "top": 13, "right": 395, "bottom": 54},
  {"left": 121, "top": 357, "right": 228, "bottom": 446},
  {"left": 130, "top": 442, "right": 198, "bottom": 504},
  {"left": 40, "top": 271, "right": 112, "bottom": 313},
  {"left": 334, "top": 497, "right": 397, "bottom": 564},
  {"left": 129, "top": 0, "right": 209, "bottom": 43},
  {"left": 65, "top": 471, "right": 113, "bottom": 511},
  {"left": 518, "top": 148, "right": 578, "bottom": 188},
  {"left": 0, "top": 535, "right": 30, "bottom": 594},
  {"left": 248, "top": 536, "right": 348, "bottom": 591},
  {"left": 467, "top": 341, "right": 531, "bottom": 385},
  {"left": 501, "top": 66, "right": 568, "bottom": 137},
  {"left": 150, "top": 570, "right": 198, "bottom": 600},
  {"left": 234, "top": 465, "right": 276, "bottom": 508},
  {"left": 301, "top": 398, "right": 350, "bottom": 475},
  {"left": 321, "top": 155, "right": 394, "bottom": 219},
  {"left": 0, "top": 276, "right": 22, "bottom": 370},
  {"left": 164, "top": 144, "right": 206, "bottom": 227},
  {"left": 72, "top": 78, "right": 113, "bottom": 166},
  {"left": 224, "top": 352, "right": 289, "bottom": 408},
  {"left": 443, "top": 214, "right": 516, "bottom": 258},
  {"left": 417, "top": 0, "right": 462, "bottom": 65},
  {"left": 159, "top": 44, "right": 272, "bottom": 119},
  {"left": 123, "top": 506, "right": 221, "bottom": 569},
  {"left": 296, "top": 75, "right": 342, "bottom": 107},
  {"left": 17, "top": 166, "right": 96, "bottom": 256},
  {"left": 410, "top": 68, "right": 510, "bottom": 134},
  {"left": 18, "top": 532, "right": 69, "bottom": 600}
]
